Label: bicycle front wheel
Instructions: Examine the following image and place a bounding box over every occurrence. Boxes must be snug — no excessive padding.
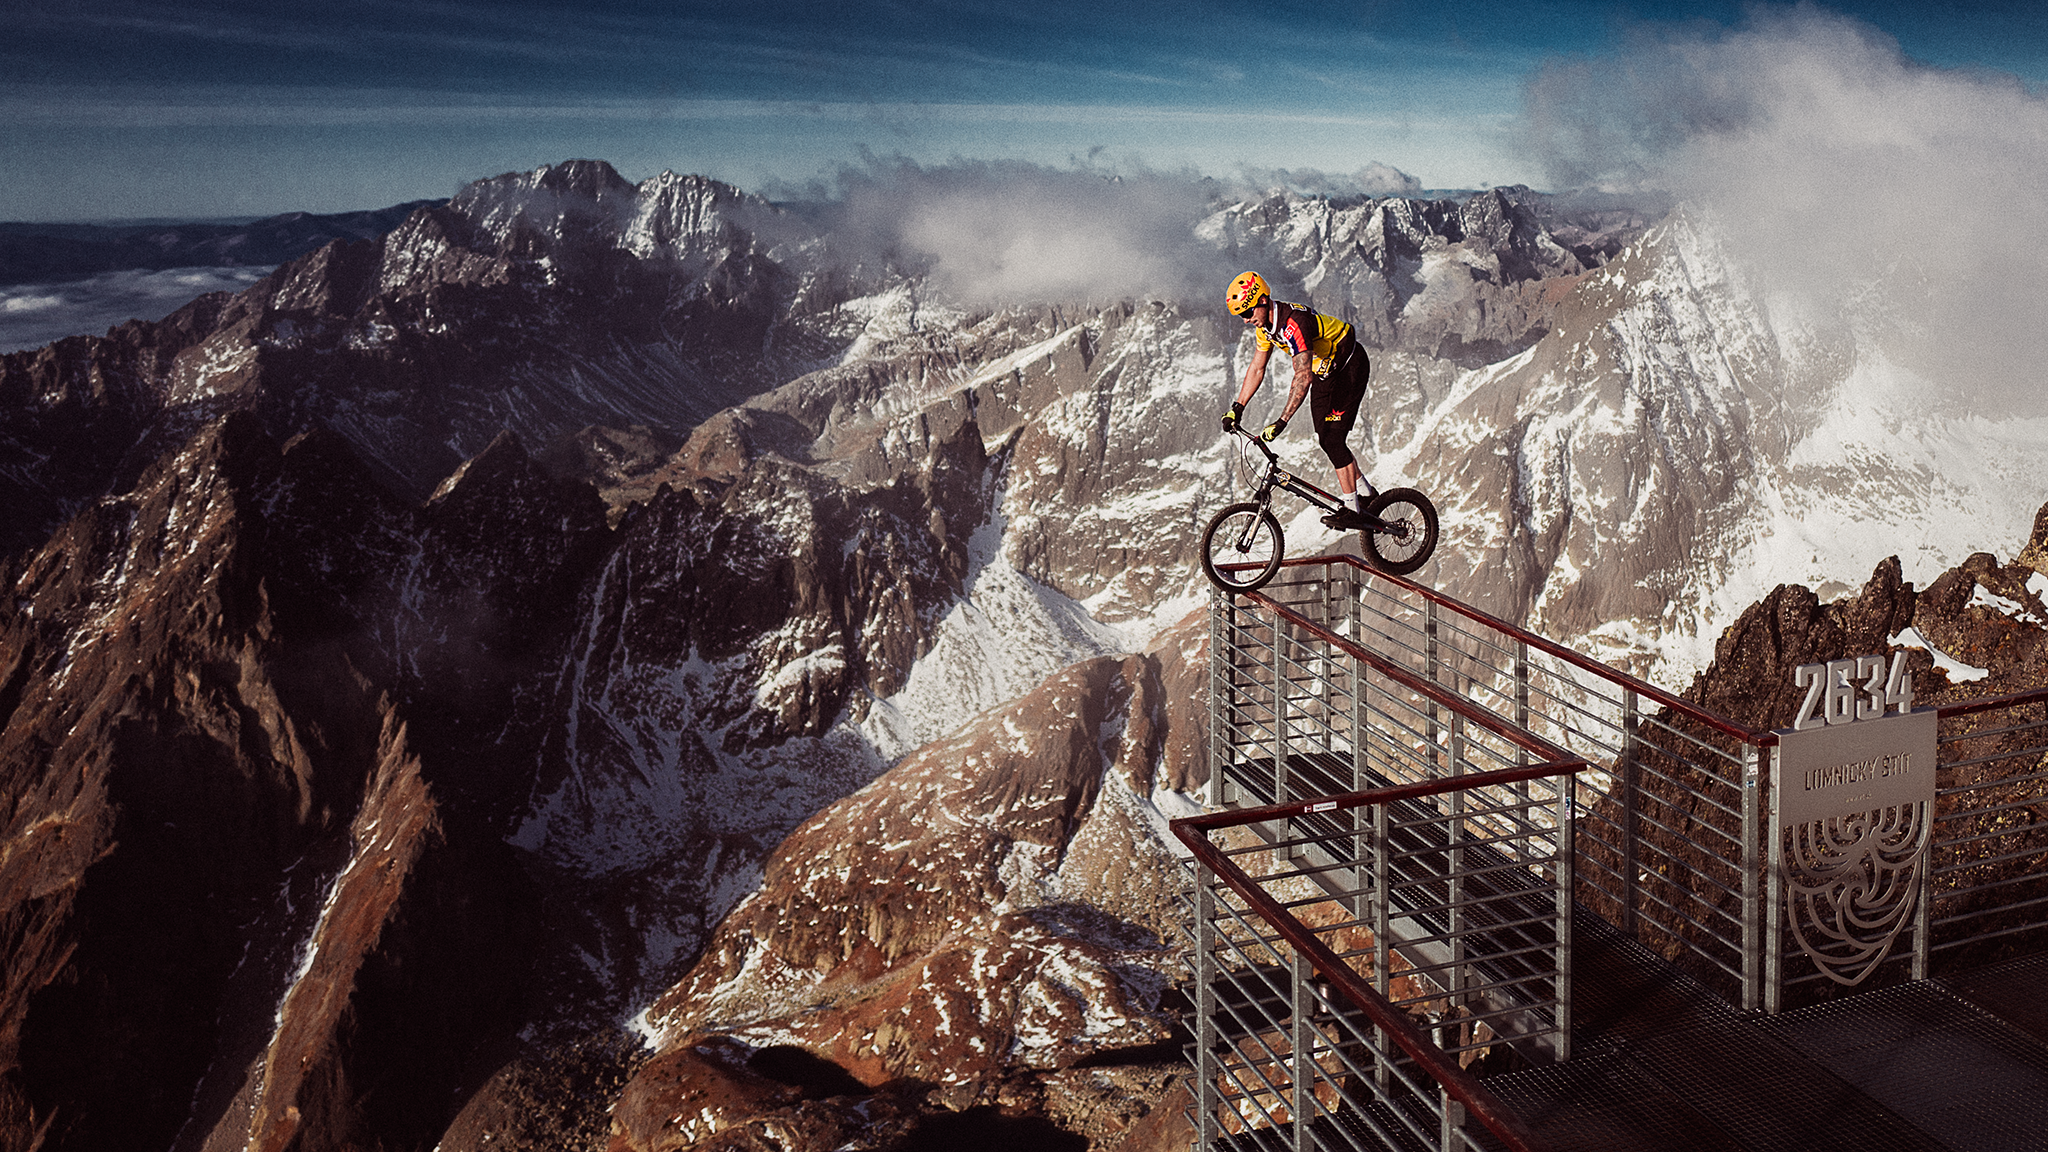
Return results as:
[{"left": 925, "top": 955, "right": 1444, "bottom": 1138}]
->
[
  {"left": 1201, "top": 502, "right": 1285, "bottom": 593},
  {"left": 1363, "top": 488, "right": 1438, "bottom": 576}
]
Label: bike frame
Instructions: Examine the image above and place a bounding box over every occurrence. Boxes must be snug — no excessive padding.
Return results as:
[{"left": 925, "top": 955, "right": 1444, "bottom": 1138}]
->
[{"left": 1229, "top": 427, "right": 1390, "bottom": 534}]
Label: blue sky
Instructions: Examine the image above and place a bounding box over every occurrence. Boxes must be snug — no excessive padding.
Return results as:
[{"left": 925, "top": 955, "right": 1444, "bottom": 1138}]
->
[{"left": 3, "top": 1, "right": 2046, "bottom": 221}]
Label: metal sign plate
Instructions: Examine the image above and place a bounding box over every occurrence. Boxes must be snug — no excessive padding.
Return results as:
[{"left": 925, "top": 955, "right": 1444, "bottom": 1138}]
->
[
  {"left": 1773, "top": 707, "right": 1937, "bottom": 987},
  {"left": 1776, "top": 709, "right": 1937, "bottom": 827}
]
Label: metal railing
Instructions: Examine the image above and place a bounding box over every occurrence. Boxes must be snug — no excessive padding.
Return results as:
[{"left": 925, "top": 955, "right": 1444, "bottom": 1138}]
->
[
  {"left": 1185, "top": 553, "right": 2048, "bottom": 1149},
  {"left": 1924, "top": 690, "right": 2048, "bottom": 965},
  {"left": 1180, "top": 755, "right": 1582, "bottom": 1151},
  {"left": 1188, "top": 559, "right": 1587, "bottom": 1150},
  {"left": 1208, "top": 556, "right": 1773, "bottom": 1006}
]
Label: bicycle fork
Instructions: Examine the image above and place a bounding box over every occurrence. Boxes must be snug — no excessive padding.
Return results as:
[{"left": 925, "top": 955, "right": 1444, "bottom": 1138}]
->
[{"left": 1235, "top": 485, "right": 1276, "bottom": 552}]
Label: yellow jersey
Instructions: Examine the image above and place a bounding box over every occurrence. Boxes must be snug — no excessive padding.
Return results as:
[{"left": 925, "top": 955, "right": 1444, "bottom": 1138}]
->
[{"left": 1253, "top": 300, "right": 1353, "bottom": 377}]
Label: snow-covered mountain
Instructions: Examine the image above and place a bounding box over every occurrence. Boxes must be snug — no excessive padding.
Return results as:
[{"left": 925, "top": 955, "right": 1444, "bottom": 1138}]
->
[{"left": 0, "top": 158, "right": 2043, "bottom": 1151}]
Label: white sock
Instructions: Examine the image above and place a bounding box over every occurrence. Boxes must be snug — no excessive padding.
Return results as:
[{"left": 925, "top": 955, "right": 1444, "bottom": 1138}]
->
[{"left": 1342, "top": 492, "right": 1361, "bottom": 513}]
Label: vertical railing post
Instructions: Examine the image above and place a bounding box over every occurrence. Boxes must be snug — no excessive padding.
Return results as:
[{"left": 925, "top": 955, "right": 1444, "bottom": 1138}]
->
[
  {"left": 1913, "top": 796, "right": 1932, "bottom": 981},
  {"left": 1271, "top": 607, "right": 1288, "bottom": 806},
  {"left": 1425, "top": 599, "right": 1441, "bottom": 778},
  {"left": 1513, "top": 640, "right": 1534, "bottom": 832},
  {"left": 1446, "top": 712, "right": 1466, "bottom": 1049},
  {"left": 1352, "top": 587, "right": 1369, "bottom": 793},
  {"left": 1555, "top": 772, "right": 1574, "bottom": 1062},
  {"left": 1207, "top": 594, "right": 1226, "bottom": 809},
  {"left": 1317, "top": 568, "right": 1335, "bottom": 757},
  {"left": 1372, "top": 801, "right": 1391, "bottom": 1092},
  {"left": 1292, "top": 950, "right": 1314, "bottom": 1152},
  {"left": 1515, "top": 639, "right": 1531, "bottom": 769},
  {"left": 1440, "top": 1088, "right": 1467, "bottom": 1152},
  {"left": 1347, "top": 578, "right": 1373, "bottom": 933},
  {"left": 1744, "top": 741, "right": 1764, "bottom": 1013},
  {"left": 1621, "top": 688, "right": 1639, "bottom": 936},
  {"left": 1196, "top": 861, "right": 1221, "bottom": 1151},
  {"left": 1765, "top": 742, "right": 1782, "bottom": 1016}
]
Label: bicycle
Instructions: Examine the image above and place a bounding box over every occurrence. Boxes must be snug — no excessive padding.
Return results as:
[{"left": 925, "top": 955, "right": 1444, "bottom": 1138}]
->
[{"left": 1200, "top": 427, "right": 1439, "bottom": 593}]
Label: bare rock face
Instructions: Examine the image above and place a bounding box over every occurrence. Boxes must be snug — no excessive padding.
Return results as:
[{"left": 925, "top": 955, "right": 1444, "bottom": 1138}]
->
[
  {"left": 1912, "top": 541, "right": 2048, "bottom": 693},
  {"left": 0, "top": 413, "right": 397, "bottom": 1151},
  {"left": 437, "top": 1033, "right": 648, "bottom": 1151},
  {"left": 0, "top": 291, "right": 235, "bottom": 554},
  {"left": 2015, "top": 502, "right": 2048, "bottom": 576},
  {"left": 610, "top": 615, "right": 1210, "bottom": 1151},
  {"left": 0, "top": 413, "right": 610, "bottom": 1151},
  {"left": 1680, "top": 554, "right": 1922, "bottom": 730}
]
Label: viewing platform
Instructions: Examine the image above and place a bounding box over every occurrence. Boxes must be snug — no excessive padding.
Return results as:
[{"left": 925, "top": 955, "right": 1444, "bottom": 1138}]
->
[{"left": 1175, "top": 555, "right": 2048, "bottom": 1151}]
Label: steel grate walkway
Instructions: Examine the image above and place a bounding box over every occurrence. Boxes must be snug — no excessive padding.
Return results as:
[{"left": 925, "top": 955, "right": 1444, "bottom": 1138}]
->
[{"left": 1484, "top": 918, "right": 2048, "bottom": 1151}]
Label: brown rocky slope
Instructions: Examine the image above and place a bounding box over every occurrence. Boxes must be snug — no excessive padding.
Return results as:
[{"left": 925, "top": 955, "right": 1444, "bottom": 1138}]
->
[
  {"left": 601, "top": 615, "right": 1210, "bottom": 1152},
  {"left": 0, "top": 412, "right": 609, "bottom": 1151}
]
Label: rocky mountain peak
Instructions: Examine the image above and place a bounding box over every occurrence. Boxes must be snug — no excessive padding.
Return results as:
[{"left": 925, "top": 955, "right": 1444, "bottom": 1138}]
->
[
  {"left": 1679, "top": 554, "right": 1920, "bottom": 730},
  {"left": 448, "top": 159, "right": 640, "bottom": 235},
  {"left": 258, "top": 233, "right": 385, "bottom": 318}
]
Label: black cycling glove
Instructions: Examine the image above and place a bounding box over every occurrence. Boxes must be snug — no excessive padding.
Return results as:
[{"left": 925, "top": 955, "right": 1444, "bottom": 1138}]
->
[
  {"left": 1260, "top": 416, "right": 1287, "bottom": 442},
  {"left": 1221, "top": 401, "right": 1245, "bottom": 433}
]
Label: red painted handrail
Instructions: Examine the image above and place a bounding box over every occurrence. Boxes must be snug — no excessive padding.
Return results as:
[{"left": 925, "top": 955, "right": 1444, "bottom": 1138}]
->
[
  {"left": 1177, "top": 758, "right": 1588, "bottom": 835},
  {"left": 1265, "top": 554, "right": 1781, "bottom": 746},
  {"left": 1236, "top": 591, "right": 1582, "bottom": 768},
  {"left": 1936, "top": 683, "right": 2048, "bottom": 720}
]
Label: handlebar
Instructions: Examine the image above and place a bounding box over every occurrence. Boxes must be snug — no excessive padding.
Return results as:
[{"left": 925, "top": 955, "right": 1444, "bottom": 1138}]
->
[{"left": 1228, "top": 425, "right": 1281, "bottom": 463}]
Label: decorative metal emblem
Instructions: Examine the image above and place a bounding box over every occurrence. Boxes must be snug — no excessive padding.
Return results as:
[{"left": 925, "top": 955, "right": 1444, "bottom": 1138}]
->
[
  {"left": 1781, "top": 802, "right": 1930, "bottom": 985},
  {"left": 1774, "top": 657, "right": 1936, "bottom": 987}
]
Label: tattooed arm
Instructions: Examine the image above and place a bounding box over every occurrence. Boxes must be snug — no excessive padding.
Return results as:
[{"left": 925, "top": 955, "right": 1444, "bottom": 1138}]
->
[{"left": 1280, "top": 351, "right": 1314, "bottom": 421}]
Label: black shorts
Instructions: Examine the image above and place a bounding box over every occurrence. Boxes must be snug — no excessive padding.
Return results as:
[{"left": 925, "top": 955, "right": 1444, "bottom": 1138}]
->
[{"left": 1308, "top": 340, "right": 1369, "bottom": 470}]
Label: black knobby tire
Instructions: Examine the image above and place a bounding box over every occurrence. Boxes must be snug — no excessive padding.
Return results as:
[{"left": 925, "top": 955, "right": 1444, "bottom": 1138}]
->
[
  {"left": 1201, "top": 502, "right": 1285, "bottom": 593},
  {"left": 1362, "top": 488, "right": 1438, "bottom": 576}
]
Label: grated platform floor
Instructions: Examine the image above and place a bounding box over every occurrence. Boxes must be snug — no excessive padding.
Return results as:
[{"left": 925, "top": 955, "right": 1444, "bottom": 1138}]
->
[{"left": 1481, "top": 920, "right": 2048, "bottom": 1151}]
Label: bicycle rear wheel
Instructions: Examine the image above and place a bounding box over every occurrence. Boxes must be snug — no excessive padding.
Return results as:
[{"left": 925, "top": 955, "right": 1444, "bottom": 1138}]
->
[
  {"left": 1201, "top": 502, "right": 1285, "bottom": 593},
  {"left": 1362, "top": 488, "right": 1438, "bottom": 576}
]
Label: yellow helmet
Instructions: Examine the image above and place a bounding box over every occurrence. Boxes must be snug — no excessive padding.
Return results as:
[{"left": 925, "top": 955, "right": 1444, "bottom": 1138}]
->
[{"left": 1225, "top": 271, "right": 1269, "bottom": 317}]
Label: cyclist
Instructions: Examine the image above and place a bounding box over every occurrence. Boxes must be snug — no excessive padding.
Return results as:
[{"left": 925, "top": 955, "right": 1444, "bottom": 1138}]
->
[{"left": 1220, "top": 271, "right": 1374, "bottom": 530}]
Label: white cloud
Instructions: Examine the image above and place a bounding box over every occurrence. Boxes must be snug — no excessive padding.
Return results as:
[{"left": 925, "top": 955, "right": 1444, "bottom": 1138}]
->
[
  {"left": 1523, "top": 5, "right": 2048, "bottom": 415},
  {"left": 2, "top": 294, "right": 64, "bottom": 315},
  {"left": 781, "top": 154, "right": 1428, "bottom": 307},
  {"left": 796, "top": 156, "right": 1231, "bottom": 306},
  {"left": 1231, "top": 162, "right": 1425, "bottom": 198},
  {"left": 0, "top": 267, "right": 268, "bottom": 353}
]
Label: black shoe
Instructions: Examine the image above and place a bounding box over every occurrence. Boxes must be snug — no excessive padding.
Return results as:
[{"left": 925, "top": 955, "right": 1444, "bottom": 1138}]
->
[{"left": 1322, "top": 507, "right": 1368, "bottom": 531}]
